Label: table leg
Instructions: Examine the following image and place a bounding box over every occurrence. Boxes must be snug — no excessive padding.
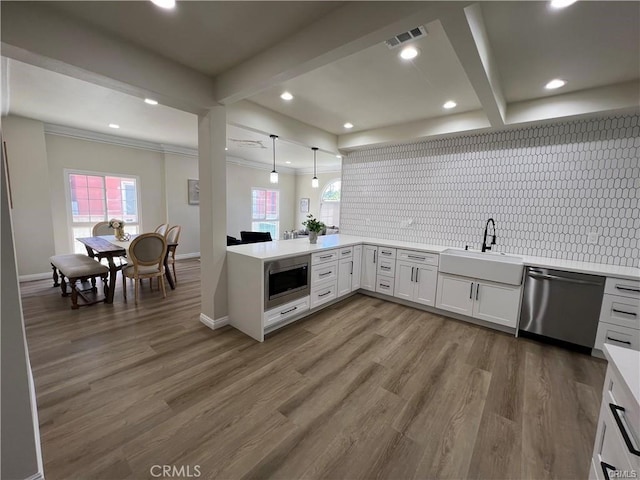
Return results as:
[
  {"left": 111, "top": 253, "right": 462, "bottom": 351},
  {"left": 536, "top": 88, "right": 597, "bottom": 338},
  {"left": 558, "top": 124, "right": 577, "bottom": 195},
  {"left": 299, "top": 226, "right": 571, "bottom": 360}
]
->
[
  {"left": 164, "top": 254, "right": 175, "bottom": 290},
  {"left": 105, "top": 255, "right": 117, "bottom": 303}
]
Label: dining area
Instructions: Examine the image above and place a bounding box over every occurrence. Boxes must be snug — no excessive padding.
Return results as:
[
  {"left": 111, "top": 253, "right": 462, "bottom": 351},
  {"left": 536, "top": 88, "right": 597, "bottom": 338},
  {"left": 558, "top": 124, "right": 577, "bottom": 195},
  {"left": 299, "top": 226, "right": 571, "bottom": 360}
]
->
[{"left": 51, "top": 221, "right": 182, "bottom": 309}]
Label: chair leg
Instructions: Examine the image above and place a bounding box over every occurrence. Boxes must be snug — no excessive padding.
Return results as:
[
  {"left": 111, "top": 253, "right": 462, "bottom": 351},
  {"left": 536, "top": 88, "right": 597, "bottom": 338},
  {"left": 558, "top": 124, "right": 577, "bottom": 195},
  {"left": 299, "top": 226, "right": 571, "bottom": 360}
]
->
[
  {"left": 134, "top": 277, "right": 139, "bottom": 305},
  {"left": 70, "top": 280, "right": 80, "bottom": 310},
  {"left": 123, "top": 275, "right": 127, "bottom": 301},
  {"left": 172, "top": 263, "right": 177, "bottom": 284},
  {"left": 51, "top": 264, "right": 59, "bottom": 287},
  {"left": 160, "top": 274, "right": 166, "bottom": 299}
]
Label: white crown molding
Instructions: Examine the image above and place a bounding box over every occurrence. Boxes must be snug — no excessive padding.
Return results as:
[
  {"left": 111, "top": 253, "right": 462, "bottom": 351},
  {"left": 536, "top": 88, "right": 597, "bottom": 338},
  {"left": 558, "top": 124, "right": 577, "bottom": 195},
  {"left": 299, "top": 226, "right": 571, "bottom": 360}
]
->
[{"left": 161, "top": 143, "right": 197, "bottom": 157}]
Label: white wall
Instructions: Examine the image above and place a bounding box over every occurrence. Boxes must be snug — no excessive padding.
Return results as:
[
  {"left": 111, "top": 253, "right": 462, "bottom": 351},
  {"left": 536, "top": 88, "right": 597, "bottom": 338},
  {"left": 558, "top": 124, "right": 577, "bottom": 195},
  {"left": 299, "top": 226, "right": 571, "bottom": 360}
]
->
[
  {"left": 1, "top": 144, "right": 43, "bottom": 480},
  {"left": 341, "top": 114, "right": 640, "bottom": 266},
  {"left": 295, "top": 171, "right": 342, "bottom": 230},
  {"left": 3, "top": 116, "right": 56, "bottom": 276},
  {"left": 226, "top": 161, "right": 296, "bottom": 239},
  {"left": 45, "top": 134, "right": 167, "bottom": 255},
  {"left": 164, "top": 152, "right": 200, "bottom": 257}
]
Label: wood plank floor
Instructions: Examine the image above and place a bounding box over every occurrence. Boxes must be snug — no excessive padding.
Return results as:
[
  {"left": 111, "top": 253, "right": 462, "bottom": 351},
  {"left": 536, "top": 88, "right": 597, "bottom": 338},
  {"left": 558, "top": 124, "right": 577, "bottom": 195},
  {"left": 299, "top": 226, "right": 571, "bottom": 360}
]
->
[{"left": 20, "top": 259, "right": 607, "bottom": 479}]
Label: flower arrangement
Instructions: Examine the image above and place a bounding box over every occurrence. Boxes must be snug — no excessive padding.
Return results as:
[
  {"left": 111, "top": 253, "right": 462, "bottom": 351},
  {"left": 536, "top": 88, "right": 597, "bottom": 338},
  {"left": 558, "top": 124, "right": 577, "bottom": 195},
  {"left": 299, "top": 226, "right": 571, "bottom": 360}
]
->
[
  {"left": 108, "top": 218, "right": 125, "bottom": 229},
  {"left": 302, "top": 214, "right": 325, "bottom": 233}
]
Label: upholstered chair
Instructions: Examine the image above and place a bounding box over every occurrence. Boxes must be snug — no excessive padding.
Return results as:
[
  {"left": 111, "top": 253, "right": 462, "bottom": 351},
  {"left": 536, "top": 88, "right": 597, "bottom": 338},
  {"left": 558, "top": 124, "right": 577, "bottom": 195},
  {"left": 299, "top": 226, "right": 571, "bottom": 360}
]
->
[{"left": 122, "top": 233, "right": 167, "bottom": 304}]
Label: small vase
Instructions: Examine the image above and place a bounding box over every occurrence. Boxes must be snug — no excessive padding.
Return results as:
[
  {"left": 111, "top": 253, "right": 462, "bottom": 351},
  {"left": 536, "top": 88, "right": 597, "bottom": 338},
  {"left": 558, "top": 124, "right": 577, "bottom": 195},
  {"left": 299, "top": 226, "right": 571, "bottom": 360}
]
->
[
  {"left": 115, "top": 227, "right": 126, "bottom": 241},
  {"left": 309, "top": 231, "right": 318, "bottom": 244}
]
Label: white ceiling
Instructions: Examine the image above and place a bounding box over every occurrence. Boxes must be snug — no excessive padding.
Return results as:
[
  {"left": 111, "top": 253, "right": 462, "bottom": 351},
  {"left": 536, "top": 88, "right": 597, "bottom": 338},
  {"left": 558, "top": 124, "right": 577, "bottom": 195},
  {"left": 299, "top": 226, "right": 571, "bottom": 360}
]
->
[
  {"left": 249, "top": 20, "right": 482, "bottom": 135},
  {"left": 2, "top": 1, "right": 639, "bottom": 153}
]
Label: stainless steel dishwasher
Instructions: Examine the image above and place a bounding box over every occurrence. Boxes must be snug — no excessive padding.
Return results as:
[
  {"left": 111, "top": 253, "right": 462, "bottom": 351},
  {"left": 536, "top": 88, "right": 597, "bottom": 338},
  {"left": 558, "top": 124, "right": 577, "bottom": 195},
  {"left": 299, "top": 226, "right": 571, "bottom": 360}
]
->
[{"left": 519, "top": 267, "right": 605, "bottom": 348}]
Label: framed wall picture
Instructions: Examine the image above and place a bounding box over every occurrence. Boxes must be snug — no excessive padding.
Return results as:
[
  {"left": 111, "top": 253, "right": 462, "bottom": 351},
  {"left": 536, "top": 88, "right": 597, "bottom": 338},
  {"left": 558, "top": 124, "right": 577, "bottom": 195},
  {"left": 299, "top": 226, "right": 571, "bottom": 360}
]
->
[
  {"left": 188, "top": 179, "right": 199, "bottom": 205},
  {"left": 299, "top": 198, "right": 310, "bottom": 213}
]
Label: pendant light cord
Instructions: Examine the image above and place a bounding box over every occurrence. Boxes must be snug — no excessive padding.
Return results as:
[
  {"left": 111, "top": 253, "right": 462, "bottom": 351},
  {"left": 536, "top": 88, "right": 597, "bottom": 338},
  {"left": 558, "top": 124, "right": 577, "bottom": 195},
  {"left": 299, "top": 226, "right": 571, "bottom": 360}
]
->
[
  {"left": 270, "top": 134, "right": 278, "bottom": 172},
  {"left": 312, "top": 147, "right": 318, "bottom": 177}
]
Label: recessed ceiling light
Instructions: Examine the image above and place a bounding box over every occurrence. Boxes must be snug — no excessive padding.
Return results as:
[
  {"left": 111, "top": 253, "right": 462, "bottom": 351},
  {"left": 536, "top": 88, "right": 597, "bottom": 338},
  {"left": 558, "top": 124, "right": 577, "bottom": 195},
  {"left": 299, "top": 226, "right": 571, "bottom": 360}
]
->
[
  {"left": 545, "top": 78, "right": 567, "bottom": 90},
  {"left": 550, "top": 0, "right": 578, "bottom": 9},
  {"left": 108, "top": 123, "right": 120, "bottom": 129},
  {"left": 344, "top": 122, "right": 354, "bottom": 129},
  {"left": 144, "top": 98, "right": 158, "bottom": 105},
  {"left": 280, "top": 91, "right": 294, "bottom": 101},
  {"left": 443, "top": 101, "right": 457, "bottom": 109},
  {"left": 336, "top": 154, "right": 342, "bottom": 159},
  {"left": 285, "top": 161, "right": 291, "bottom": 164},
  {"left": 400, "top": 46, "right": 419, "bottom": 60},
  {"left": 225, "top": 147, "right": 228, "bottom": 151},
  {"left": 150, "top": 0, "right": 175, "bottom": 9}
]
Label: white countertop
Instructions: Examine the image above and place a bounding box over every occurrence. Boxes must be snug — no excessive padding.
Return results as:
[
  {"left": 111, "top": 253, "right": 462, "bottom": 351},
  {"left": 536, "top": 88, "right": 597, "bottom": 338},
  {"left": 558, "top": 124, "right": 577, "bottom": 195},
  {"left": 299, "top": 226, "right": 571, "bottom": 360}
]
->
[
  {"left": 227, "top": 234, "right": 640, "bottom": 280},
  {"left": 604, "top": 344, "right": 640, "bottom": 407}
]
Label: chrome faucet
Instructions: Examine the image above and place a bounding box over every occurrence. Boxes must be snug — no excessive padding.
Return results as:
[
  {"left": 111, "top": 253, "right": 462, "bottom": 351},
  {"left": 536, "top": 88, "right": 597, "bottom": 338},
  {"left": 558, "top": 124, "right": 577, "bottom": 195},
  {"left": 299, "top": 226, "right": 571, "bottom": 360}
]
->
[{"left": 481, "top": 218, "right": 497, "bottom": 252}]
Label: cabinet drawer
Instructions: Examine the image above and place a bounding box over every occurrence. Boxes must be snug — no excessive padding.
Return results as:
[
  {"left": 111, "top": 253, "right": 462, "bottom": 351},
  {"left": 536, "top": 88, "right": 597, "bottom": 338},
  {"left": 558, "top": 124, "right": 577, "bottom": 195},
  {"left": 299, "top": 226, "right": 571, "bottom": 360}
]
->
[
  {"left": 376, "top": 276, "right": 395, "bottom": 295},
  {"left": 397, "top": 249, "right": 439, "bottom": 266},
  {"left": 339, "top": 247, "right": 354, "bottom": 258},
  {"left": 378, "top": 247, "right": 396, "bottom": 259},
  {"left": 593, "top": 401, "right": 635, "bottom": 480},
  {"left": 311, "top": 261, "right": 338, "bottom": 285},
  {"left": 604, "top": 368, "right": 640, "bottom": 471},
  {"left": 605, "top": 278, "right": 640, "bottom": 300},
  {"left": 595, "top": 322, "right": 640, "bottom": 352},
  {"left": 310, "top": 281, "right": 337, "bottom": 309},
  {"left": 377, "top": 257, "right": 395, "bottom": 277},
  {"left": 312, "top": 249, "right": 339, "bottom": 266},
  {"left": 600, "top": 294, "right": 640, "bottom": 330},
  {"left": 264, "top": 296, "right": 310, "bottom": 327}
]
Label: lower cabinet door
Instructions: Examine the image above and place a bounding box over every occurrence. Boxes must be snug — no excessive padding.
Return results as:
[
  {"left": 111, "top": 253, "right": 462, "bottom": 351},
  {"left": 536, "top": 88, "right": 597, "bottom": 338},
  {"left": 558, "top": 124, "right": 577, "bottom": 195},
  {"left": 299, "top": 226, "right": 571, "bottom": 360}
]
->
[
  {"left": 592, "top": 402, "right": 635, "bottom": 480},
  {"left": 351, "top": 245, "right": 362, "bottom": 291},
  {"left": 435, "top": 273, "right": 473, "bottom": 316},
  {"left": 414, "top": 265, "right": 438, "bottom": 306},
  {"left": 472, "top": 280, "right": 521, "bottom": 327},
  {"left": 337, "top": 258, "right": 353, "bottom": 297},
  {"left": 394, "top": 260, "right": 415, "bottom": 301},
  {"left": 310, "top": 281, "right": 337, "bottom": 309},
  {"left": 361, "top": 245, "right": 377, "bottom": 291}
]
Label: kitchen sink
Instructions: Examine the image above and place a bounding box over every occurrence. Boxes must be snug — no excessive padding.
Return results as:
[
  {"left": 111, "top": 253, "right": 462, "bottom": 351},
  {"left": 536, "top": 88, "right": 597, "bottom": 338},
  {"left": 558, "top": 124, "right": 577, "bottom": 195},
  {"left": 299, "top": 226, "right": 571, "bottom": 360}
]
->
[{"left": 439, "top": 249, "right": 524, "bottom": 285}]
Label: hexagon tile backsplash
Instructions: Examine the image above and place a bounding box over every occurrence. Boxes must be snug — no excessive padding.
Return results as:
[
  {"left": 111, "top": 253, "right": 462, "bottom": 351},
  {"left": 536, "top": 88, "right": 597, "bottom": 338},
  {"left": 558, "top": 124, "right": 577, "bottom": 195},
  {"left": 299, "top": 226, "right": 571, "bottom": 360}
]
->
[{"left": 340, "top": 114, "right": 639, "bottom": 267}]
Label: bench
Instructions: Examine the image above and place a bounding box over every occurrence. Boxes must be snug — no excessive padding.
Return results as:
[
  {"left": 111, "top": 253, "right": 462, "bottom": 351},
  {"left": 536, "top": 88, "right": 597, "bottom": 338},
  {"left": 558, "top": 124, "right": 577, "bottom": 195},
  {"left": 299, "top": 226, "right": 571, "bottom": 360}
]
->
[{"left": 50, "top": 254, "right": 110, "bottom": 309}]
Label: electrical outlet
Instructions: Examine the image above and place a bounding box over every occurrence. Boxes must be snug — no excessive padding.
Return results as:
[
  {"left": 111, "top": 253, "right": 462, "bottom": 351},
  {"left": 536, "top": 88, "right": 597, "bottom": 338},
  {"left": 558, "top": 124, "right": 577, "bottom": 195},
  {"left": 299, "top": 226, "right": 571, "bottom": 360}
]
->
[{"left": 587, "top": 232, "right": 599, "bottom": 244}]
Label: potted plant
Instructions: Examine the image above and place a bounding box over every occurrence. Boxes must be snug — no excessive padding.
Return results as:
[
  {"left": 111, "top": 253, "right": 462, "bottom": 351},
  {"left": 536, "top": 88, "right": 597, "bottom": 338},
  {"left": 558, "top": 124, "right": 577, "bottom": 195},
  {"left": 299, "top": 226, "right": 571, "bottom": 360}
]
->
[{"left": 302, "top": 214, "right": 325, "bottom": 244}]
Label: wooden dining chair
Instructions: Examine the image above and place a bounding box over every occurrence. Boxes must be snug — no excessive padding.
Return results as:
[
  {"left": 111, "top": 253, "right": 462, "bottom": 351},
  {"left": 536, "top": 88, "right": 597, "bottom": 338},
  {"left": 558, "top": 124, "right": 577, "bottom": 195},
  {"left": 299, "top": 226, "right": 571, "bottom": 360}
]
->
[
  {"left": 165, "top": 225, "right": 181, "bottom": 284},
  {"left": 122, "top": 233, "right": 167, "bottom": 305},
  {"left": 92, "top": 221, "right": 112, "bottom": 236},
  {"left": 154, "top": 223, "right": 169, "bottom": 236}
]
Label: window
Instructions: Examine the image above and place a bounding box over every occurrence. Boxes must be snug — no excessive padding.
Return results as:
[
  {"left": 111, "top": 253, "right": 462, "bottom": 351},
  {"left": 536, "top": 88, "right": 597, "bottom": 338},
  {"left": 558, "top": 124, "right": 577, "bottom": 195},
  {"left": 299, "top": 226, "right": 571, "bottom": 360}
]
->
[
  {"left": 251, "top": 188, "right": 279, "bottom": 239},
  {"left": 67, "top": 171, "right": 140, "bottom": 253},
  {"left": 320, "top": 179, "right": 341, "bottom": 227}
]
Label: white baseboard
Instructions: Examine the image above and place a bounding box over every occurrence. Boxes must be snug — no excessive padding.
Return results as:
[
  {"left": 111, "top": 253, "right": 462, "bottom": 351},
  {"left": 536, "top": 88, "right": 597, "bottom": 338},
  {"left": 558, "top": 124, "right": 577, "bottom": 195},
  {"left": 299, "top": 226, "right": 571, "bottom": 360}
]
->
[
  {"left": 19, "top": 272, "right": 51, "bottom": 282},
  {"left": 199, "top": 313, "right": 229, "bottom": 330},
  {"left": 176, "top": 252, "right": 200, "bottom": 260}
]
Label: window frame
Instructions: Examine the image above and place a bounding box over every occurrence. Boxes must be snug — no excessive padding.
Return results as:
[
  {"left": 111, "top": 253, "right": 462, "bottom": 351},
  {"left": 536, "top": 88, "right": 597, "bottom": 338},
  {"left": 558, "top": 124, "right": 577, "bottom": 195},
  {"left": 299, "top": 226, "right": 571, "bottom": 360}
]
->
[
  {"left": 64, "top": 168, "right": 142, "bottom": 252},
  {"left": 251, "top": 187, "right": 280, "bottom": 240},
  {"left": 319, "top": 178, "right": 341, "bottom": 228}
]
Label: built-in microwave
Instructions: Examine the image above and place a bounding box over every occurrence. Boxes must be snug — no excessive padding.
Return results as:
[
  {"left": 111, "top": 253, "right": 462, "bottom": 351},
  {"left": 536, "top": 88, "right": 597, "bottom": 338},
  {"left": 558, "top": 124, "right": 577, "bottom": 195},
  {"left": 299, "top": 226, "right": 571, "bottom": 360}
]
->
[{"left": 264, "top": 255, "right": 311, "bottom": 310}]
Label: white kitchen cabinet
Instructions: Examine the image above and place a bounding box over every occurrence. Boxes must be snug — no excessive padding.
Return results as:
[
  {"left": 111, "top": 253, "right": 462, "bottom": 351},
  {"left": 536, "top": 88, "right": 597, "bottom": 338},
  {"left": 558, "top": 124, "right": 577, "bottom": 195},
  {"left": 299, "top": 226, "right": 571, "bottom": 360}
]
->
[
  {"left": 352, "top": 245, "right": 362, "bottom": 291},
  {"left": 394, "top": 260, "right": 438, "bottom": 306},
  {"left": 338, "top": 257, "right": 353, "bottom": 297},
  {"left": 436, "top": 273, "right": 474, "bottom": 316},
  {"left": 361, "top": 244, "right": 378, "bottom": 291},
  {"left": 472, "top": 281, "right": 522, "bottom": 327},
  {"left": 436, "top": 273, "right": 521, "bottom": 328},
  {"left": 595, "top": 277, "right": 640, "bottom": 352},
  {"left": 394, "top": 261, "right": 415, "bottom": 301}
]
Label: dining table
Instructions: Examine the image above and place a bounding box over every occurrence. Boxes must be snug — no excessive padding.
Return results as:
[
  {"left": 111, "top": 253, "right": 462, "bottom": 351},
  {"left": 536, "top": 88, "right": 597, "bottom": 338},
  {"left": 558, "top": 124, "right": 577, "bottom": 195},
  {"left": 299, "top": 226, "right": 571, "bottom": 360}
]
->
[{"left": 76, "top": 234, "right": 177, "bottom": 304}]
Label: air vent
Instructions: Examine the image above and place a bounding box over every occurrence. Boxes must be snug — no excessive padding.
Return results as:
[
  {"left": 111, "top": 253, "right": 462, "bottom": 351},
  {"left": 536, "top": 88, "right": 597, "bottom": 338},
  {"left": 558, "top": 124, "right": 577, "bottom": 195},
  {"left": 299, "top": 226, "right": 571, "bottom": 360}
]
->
[
  {"left": 228, "top": 138, "right": 266, "bottom": 149},
  {"left": 385, "top": 26, "right": 427, "bottom": 49}
]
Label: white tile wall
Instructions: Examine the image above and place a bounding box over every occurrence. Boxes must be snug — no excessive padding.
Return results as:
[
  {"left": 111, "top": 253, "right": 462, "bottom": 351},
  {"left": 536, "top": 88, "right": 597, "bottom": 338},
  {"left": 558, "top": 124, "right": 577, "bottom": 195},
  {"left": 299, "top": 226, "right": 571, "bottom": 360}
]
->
[{"left": 341, "top": 115, "right": 640, "bottom": 267}]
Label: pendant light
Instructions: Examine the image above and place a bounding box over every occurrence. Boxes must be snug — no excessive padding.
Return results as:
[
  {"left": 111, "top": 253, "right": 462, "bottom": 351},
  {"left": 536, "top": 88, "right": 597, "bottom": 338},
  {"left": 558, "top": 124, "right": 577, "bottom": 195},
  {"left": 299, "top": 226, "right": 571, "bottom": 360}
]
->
[
  {"left": 269, "top": 134, "right": 279, "bottom": 184},
  {"left": 311, "top": 147, "right": 319, "bottom": 188}
]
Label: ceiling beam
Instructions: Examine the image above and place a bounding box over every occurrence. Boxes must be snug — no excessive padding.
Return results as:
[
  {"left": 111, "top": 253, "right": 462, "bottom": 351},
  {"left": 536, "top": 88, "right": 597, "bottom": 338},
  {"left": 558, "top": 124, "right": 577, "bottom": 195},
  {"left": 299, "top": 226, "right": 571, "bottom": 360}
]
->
[
  {"left": 337, "top": 110, "right": 491, "bottom": 150},
  {"left": 1, "top": 2, "right": 216, "bottom": 115},
  {"left": 440, "top": 4, "right": 506, "bottom": 128},
  {"left": 214, "top": 2, "right": 470, "bottom": 105},
  {"left": 506, "top": 81, "right": 640, "bottom": 125}
]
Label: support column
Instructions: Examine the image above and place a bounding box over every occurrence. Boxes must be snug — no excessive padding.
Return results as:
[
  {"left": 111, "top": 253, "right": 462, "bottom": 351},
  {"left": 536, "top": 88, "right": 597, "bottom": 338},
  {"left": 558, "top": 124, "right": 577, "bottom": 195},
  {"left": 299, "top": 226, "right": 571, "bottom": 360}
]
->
[{"left": 198, "top": 106, "right": 227, "bottom": 324}]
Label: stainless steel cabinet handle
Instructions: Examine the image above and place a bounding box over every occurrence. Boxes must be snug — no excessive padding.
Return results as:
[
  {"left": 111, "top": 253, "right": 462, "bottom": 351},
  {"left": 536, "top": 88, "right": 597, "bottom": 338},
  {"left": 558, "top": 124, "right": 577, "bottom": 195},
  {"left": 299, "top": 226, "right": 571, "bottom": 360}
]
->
[
  {"left": 609, "top": 403, "right": 640, "bottom": 456},
  {"left": 342, "top": 250, "right": 351, "bottom": 255},
  {"left": 280, "top": 306, "right": 297, "bottom": 315},
  {"left": 350, "top": 261, "right": 353, "bottom": 275},
  {"left": 616, "top": 285, "right": 640, "bottom": 293},
  {"left": 411, "top": 267, "right": 415, "bottom": 282},
  {"left": 407, "top": 255, "right": 426, "bottom": 261},
  {"left": 373, "top": 251, "right": 377, "bottom": 264},
  {"left": 319, "top": 254, "right": 333, "bottom": 259},
  {"left": 381, "top": 251, "right": 392, "bottom": 256},
  {"left": 381, "top": 265, "right": 391, "bottom": 270},
  {"left": 607, "top": 336, "right": 632, "bottom": 345},
  {"left": 470, "top": 283, "right": 474, "bottom": 299},
  {"left": 319, "top": 271, "right": 332, "bottom": 277},
  {"left": 380, "top": 283, "right": 390, "bottom": 288},
  {"left": 612, "top": 308, "right": 637, "bottom": 317},
  {"left": 415, "top": 268, "right": 419, "bottom": 283},
  {"left": 476, "top": 284, "right": 479, "bottom": 300},
  {"left": 528, "top": 272, "right": 603, "bottom": 286},
  {"left": 319, "top": 290, "right": 332, "bottom": 297}
]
